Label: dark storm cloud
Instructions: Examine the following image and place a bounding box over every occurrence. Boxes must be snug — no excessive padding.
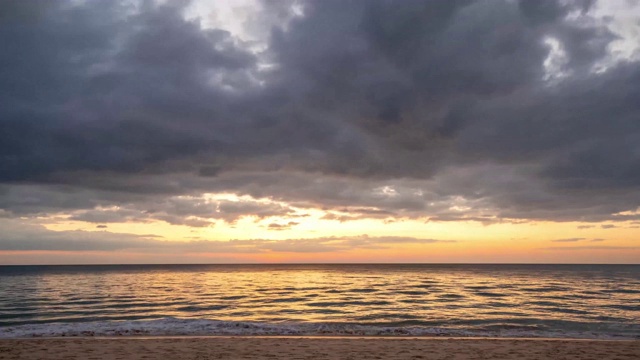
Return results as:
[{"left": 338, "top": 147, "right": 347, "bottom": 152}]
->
[
  {"left": 0, "top": 0, "right": 257, "bottom": 181},
  {"left": 0, "top": 0, "right": 638, "bottom": 224},
  {"left": 457, "top": 63, "right": 640, "bottom": 190}
]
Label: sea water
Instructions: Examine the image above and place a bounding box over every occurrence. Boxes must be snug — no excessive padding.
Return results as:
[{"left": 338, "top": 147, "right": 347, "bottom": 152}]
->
[{"left": 0, "top": 264, "right": 638, "bottom": 338}]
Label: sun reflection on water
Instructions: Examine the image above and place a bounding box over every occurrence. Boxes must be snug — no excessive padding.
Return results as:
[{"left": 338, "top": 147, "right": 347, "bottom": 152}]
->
[{"left": 1, "top": 265, "right": 638, "bottom": 334}]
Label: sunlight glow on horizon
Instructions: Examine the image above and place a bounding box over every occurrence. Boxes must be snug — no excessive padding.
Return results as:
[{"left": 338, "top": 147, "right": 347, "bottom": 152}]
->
[{"left": 27, "top": 196, "right": 639, "bottom": 264}]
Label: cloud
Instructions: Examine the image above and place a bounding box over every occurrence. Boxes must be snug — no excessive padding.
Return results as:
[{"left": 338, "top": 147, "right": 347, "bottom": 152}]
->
[
  {"left": 62, "top": 194, "right": 297, "bottom": 227},
  {"left": 267, "top": 221, "right": 299, "bottom": 230},
  {"left": 0, "top": 220, "right": 160, "bottom": 251},
  {"left": 0, "top": 220, "right": 454, "bottom": 254},
  {"left": 550, "top": 237, "right": 607, "bottom": 243},
  {"left": 0, "top": 1, "right": 258, "bottom": 182},
  {"left": 0, "top": 0, "right": 638, "bottom": 229},
  {"left": 543, "top": 246, "right": 639, "bottom": 251},
  {"left": 551, "top": 237, "right": 586, "bottom": 243}
]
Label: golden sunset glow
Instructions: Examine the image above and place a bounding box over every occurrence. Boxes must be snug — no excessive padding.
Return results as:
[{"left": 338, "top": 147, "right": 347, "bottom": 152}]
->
[{"left": 1, "top": 193, "right": 637, "bottom": 264}]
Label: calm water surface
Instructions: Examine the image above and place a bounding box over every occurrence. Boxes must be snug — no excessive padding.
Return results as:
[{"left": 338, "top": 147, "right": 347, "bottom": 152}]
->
[{"left": 0, "top": 264, "right": 638, "bottom": 338}]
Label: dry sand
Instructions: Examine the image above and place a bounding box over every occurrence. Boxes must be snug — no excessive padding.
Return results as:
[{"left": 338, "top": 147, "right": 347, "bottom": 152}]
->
[{"left": 1, "top": 337, "right": 639, "bottom": 360}]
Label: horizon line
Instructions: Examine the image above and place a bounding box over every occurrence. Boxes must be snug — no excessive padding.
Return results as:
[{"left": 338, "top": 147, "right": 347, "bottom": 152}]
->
[{"left": 1, "top": 262, "right": 639, "bottom": 266}]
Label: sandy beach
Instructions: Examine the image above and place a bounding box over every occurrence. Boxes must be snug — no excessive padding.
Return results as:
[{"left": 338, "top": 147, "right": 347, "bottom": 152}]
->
[{"left": 1, "top": 337, "right": 638, "bottom": 360}]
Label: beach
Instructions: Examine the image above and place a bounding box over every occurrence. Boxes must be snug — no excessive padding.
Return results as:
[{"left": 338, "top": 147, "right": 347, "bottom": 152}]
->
[{"left": 1, "top": 337, "right": 639, "bottom": 360}]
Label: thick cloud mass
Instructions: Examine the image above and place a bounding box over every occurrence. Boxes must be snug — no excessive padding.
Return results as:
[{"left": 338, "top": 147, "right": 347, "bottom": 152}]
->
[{"left": 0, "top": 0, "right": 639, "bottom": 225}]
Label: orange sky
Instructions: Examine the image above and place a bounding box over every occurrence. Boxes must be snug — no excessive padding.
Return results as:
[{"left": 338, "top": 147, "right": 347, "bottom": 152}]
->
[{"left": 1, "top": 206, "right": 638, "bottom": 264}]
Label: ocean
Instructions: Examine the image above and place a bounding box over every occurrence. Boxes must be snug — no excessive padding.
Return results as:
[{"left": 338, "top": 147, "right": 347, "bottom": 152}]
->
[{"left": 0, "top": 264, "right": 638, "bottom": 338}]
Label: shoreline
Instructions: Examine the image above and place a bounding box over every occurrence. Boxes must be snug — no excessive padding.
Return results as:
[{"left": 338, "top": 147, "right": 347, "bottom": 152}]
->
[
  {"left": 4, "top": 319, "right": 637, "bottom": 340},
  {"left": 1, "top": 336, "right": 639, "bottom": 360},
  {"left": 3, "top": 335, "right": 639, "bottom": 341}
]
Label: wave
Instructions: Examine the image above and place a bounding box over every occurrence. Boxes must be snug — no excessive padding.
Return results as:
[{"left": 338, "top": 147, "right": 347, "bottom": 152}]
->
[
  {"left": 474, "top": 292, "right": 508, "bottom": 298},
  {"left": 175, "top": 305, "right": 229, "bottom": 312},
  {"left": 601, "top": 289, "right": 640, "bottom": 294},
  {"left": 1, "top": 318, "right": 638, "bottom": 339},
  {"left": 306, "top": 300, "right": 392, "bottom": 307},
  {"left": 347, "top": 288, "right": 379, "bottom": 293}
]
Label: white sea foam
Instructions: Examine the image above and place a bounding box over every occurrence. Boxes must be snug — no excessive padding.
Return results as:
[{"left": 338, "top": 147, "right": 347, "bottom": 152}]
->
[{"left": 0, "top": 318, "right": 631, "bottom": 339}]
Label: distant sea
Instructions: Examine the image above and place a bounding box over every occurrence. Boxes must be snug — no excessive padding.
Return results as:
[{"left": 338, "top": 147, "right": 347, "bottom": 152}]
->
[{"left": 1, "top": 264, "right": 638, "bottom": 338}]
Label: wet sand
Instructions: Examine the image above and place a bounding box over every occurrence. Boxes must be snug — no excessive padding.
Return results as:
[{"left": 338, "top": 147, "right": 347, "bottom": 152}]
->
[{"left": 1, "top": 337, "right": 639, "bottom": 360}]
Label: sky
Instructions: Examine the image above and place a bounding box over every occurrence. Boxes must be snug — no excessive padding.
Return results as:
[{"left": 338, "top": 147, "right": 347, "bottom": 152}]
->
[{"left": 1, "top": 0, "right": 639, "bottom": 264}]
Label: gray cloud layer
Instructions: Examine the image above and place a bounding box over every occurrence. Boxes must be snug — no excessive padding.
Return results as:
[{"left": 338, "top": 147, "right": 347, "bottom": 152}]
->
[
  {"left": 0, "top": 220, "right": 453, "bottom": 253},
  {"left": 1, "top": 0, "right": 639, "bottom": 225}
]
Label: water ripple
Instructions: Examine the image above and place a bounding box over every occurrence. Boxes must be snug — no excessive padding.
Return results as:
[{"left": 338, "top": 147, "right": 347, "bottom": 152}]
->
[{"left": 0, "top": 264, "right": 638, "bottom": 338}]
